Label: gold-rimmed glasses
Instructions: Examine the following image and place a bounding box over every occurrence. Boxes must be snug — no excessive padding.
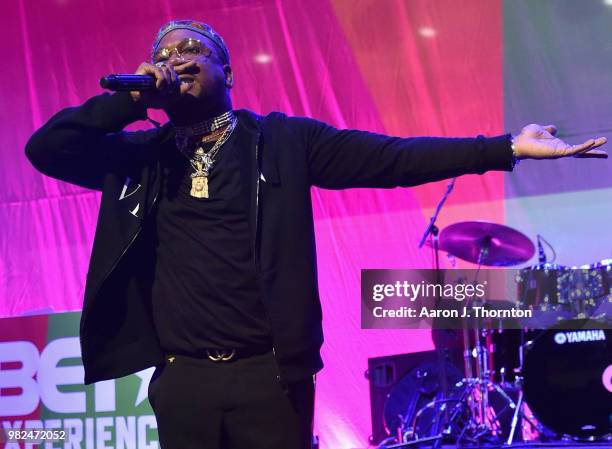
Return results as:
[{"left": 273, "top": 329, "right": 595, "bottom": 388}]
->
[{"left": 152, "top": 38, "right": 212, "bottom": 65}]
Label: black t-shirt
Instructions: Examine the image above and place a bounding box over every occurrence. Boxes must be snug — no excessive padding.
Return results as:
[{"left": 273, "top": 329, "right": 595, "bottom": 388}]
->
[{"left": 150, "top": 121, "right": 272, "bottom": 353}]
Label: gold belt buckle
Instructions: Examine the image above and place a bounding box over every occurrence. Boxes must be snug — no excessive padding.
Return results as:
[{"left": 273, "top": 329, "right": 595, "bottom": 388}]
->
[{"left": 206, "top": 349, "right": 236, "bottom": 362}]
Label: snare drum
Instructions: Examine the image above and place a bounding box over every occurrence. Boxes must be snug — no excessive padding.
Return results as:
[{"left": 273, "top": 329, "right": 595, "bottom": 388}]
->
[
  {"left": 557, "top": 265, "right": 605, "bottom": 316},
  {"left": 591, "top": 258, "right": 612, "bottom": 297},
  {"left": 517, "top": 264, "right": 605, "bottom": 318},
  {"left": 516, "top": 263, "right": 569, "bottom": 313}
]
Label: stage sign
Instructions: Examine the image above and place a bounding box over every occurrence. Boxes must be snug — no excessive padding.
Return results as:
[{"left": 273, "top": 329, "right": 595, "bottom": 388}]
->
[{"left": 0, "top": 311, "right": 159, "bottom": 449}]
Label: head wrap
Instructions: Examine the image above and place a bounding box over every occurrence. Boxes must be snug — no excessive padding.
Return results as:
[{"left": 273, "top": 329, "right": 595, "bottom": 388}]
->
[{"left": 152, "top": 20, "right": 230, "bottom": 65}]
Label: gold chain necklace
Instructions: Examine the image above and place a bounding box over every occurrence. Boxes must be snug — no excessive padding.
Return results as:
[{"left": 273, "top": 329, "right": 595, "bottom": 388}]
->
[{"left": 186, "top": 116, "right": 238, "bottom": 198}]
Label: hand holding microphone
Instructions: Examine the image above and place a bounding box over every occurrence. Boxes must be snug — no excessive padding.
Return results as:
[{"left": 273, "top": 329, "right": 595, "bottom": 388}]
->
[{"left": 100, "top": 60, "right": 196, "bottom": 109}]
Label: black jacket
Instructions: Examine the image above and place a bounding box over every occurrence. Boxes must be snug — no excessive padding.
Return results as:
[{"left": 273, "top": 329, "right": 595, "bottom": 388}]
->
[{"left": 25, "top": 92, "right": 513, "bottom": 384}]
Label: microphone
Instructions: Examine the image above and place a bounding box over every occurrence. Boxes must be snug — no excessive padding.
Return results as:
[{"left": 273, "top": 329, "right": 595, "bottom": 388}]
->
[
  {"left": 100, "top": 74, "right": 156, "bottom": 91},
  {"left": 536, "top": 234, "right": 547, "bottom": 264}
]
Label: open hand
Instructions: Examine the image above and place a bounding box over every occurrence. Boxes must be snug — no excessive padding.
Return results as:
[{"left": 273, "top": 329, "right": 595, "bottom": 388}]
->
[{"left": 513, "top": 124, "right": 607, "bottom": 160}]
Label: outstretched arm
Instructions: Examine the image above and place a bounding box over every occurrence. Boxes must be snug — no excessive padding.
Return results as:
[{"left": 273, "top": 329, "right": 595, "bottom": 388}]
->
[
  {"left": 290, "top": 117, "right": 513, "bottom": 189},
  {"left": 288, "top": 117, "right": 606, "bottom": 189}
]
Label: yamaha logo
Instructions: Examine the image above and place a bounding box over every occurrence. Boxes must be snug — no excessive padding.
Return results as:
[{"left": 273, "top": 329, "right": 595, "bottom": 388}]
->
[
  {"left": 554, "top": 333, "right": 567, "bottom": 344},
  {"left": 554, "top": 329, "right": 606, "bottom": 345}
]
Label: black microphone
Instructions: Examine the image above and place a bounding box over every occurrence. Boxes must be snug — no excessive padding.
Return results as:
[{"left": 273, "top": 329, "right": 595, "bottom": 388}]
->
[
  {"left": 536, "top": 234, "right": 547, "bottom": 264},
  {"left": 100, "top": 74, "right": 156, "bottom": 91}
]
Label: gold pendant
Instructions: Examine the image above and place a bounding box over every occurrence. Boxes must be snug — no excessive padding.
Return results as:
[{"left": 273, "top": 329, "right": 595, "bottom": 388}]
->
[{"left": 190, "top": 175, "right": 209, "bottom": 198}]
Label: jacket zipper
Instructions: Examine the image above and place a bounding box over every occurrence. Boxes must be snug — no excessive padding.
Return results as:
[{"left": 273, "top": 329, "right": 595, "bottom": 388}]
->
[{"left": 254, "top": 136, "right": 283, "bottom": 384}]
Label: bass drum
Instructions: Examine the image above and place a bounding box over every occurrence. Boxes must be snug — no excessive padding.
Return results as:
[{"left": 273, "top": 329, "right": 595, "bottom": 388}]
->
[{"left": 523, "top": 320, "right": 612, "bottom": 439}]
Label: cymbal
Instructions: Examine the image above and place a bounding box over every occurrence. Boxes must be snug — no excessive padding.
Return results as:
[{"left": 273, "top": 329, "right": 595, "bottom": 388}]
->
[{"left": 439, "top": 221, "right": 534, "bottom": 267}]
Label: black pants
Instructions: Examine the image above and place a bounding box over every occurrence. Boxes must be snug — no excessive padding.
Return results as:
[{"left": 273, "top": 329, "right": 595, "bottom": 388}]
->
[{"left": 148, "top": 351, "right": 315, "bottom": 449}]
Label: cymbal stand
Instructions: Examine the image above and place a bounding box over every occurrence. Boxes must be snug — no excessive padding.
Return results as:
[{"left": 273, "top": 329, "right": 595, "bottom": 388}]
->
[
  {"left": 453, "top": 242, "right": 502, "bottom": 443},
  {"left": 451, "top": 243, "right": 541, "bottom": 446},
  {"left": 430, "top": 241, "right": 507, "bottom": 444}
]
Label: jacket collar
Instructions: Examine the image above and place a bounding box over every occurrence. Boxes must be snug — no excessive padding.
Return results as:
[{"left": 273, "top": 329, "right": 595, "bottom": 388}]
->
[
  {"left": 151, "top": 108, "right": 280, "bottom": 186},
  {"left": 235, "top": 109, "right": 280, "bottom": 185}
]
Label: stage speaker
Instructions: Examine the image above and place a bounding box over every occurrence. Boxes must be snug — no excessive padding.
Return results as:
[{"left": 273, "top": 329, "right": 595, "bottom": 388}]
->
[{"left": 366, "top": 349, "right": 462, "bottom": 445}]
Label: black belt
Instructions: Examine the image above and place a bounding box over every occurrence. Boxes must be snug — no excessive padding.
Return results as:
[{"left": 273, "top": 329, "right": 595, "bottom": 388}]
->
[{"left": 167, "top": 345, "right": 272, "bottom": 363}]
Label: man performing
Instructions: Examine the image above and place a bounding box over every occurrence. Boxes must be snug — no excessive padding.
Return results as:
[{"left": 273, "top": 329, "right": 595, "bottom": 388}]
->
[{"left": 25, "top": 20, "right": 606, "bottom": 449}]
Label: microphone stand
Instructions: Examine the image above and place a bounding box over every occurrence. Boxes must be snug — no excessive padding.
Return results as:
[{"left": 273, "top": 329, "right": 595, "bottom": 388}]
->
[
  {"left": 413, "top": 177, "right": 456, "bottom": 447},
  {"left": 418, "top": 177, "right": 456, "bottom": 251}
]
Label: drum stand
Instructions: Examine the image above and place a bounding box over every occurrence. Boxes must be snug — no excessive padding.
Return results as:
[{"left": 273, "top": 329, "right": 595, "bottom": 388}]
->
[
  {"left": 448, "top": 245, "right": 541, "bottom": 446},
  {"left": 451, "top": 327, "right": 522, "bottom": 445},
  {"left": 452, "top": 245, "right": 506, "bottom": 443}
]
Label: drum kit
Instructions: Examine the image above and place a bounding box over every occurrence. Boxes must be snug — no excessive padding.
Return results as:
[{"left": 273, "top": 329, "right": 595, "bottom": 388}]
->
[{"left": 378, "top": 221, "right": 612, "bottom": 448}]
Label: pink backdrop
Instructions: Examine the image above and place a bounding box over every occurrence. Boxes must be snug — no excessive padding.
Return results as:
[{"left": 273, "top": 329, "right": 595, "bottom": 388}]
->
[{"left": 2, "top": 1, "right": 504, "bottom": 446}]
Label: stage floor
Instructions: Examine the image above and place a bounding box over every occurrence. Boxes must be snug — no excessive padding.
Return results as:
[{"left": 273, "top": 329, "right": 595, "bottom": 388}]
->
[{"left": 356, "top": 442, "right": 612, "bottom": 449}]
